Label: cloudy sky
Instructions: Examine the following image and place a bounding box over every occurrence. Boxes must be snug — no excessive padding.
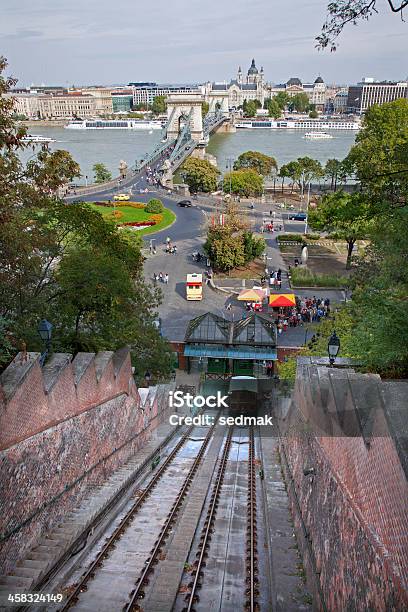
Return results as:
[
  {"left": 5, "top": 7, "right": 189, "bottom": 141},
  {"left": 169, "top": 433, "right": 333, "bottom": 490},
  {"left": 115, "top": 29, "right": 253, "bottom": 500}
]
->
[{"left": 1, "top": 0, "right": 407, "bottom": 86}]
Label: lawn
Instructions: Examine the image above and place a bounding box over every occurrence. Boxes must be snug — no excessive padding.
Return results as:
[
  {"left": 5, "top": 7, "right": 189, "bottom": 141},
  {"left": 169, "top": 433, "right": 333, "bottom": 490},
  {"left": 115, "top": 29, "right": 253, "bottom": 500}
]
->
[{"left": 87, "top": 203, "right": 176, "bottom": 236}]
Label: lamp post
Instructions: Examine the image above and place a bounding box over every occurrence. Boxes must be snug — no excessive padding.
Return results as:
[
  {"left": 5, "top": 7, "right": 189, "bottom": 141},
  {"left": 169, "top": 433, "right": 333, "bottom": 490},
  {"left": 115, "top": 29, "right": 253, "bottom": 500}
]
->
[
  {"left": 225, "top": 157, "right": 234, "bottom": 197},
  {"left": 327, "top": 331, "right": 340, "bottom": 366},
  {"left": 38, "top": 319, "right": 53, "bottom": 366}
]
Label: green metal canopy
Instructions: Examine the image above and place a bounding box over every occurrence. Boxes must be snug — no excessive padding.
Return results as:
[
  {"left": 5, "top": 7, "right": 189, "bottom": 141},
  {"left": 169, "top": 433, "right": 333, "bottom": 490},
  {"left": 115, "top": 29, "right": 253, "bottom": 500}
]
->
[{"left": 183, "top": 345, "right": 277, "bottom": 360}]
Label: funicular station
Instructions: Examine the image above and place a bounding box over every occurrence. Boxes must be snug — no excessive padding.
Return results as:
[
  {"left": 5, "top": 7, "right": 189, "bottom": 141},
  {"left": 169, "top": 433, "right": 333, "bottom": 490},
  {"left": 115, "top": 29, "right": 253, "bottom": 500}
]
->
[{"left": 183, "top": 312, "right": 277, "bottom": 412}]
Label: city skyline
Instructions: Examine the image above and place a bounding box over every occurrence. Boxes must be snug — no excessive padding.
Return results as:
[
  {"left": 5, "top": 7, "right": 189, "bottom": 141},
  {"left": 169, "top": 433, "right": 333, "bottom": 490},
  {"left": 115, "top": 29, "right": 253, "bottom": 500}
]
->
[{"left": 2, "top": 0, "right": 407, "bottom": 86}]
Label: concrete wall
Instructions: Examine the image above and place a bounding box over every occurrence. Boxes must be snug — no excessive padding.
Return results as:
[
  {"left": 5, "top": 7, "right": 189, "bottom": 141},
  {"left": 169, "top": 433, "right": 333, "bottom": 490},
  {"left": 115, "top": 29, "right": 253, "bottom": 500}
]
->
[
  {"left": 277, "top": 361, "right": 408, "bottom": 610},
  {"left": 0, "top": 350, "right": 173, "bottom": 573}
]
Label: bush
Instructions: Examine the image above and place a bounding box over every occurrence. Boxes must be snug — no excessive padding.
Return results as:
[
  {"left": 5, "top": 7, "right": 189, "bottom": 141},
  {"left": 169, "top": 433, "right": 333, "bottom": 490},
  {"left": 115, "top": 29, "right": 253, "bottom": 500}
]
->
[
  {"left": 305, "top": 233, "right": 320, "bottom": 240},
  {"left": 290, "top": 267, "right": 348, "bottom": 288},
  {"left": 145, "top": 199, "right": 164, "bottom": 213},
  {"left": 277, "top": 234, "right": 305, "bottom": 243},
  {"left": 117, "top": 201, "right": 145, "bottom": 209}
]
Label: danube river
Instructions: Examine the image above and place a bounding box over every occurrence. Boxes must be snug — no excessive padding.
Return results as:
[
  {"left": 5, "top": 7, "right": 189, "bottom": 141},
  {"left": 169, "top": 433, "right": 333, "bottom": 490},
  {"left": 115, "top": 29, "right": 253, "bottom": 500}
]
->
[{"left": 21, "top": 126, "right": 357, "bottom": 185}]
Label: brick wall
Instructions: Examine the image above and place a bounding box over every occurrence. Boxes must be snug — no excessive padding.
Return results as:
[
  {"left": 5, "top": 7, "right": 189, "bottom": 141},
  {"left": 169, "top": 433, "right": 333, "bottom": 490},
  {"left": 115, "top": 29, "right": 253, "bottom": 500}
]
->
[
  {"left": 0, "top": 349, "right": 137, "bottom": 450},
  {"left": 277, "top": 362, "right": 408, "bottom": 610},
  {"left": 0, "top": 350, "right": 173, "bottom": 573}
]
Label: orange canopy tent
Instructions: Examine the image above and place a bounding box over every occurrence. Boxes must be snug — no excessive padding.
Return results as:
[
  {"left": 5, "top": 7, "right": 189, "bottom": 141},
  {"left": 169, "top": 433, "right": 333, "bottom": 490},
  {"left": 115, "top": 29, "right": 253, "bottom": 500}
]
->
[
  {"left": 269, "top": 293, "right": 296, "bottom": 307},
  {"left": 237, "top": 288, "right": 265, "bottom": 302}
]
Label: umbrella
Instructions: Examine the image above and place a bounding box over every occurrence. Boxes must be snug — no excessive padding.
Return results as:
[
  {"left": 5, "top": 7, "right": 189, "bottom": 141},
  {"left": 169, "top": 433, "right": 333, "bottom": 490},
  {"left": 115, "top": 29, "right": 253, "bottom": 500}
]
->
[
  {"left": 269, "top": 293, "right": 296, "bottom": 307},
  {"left": 237, "top": 288, "right": 265, "bottom": 302}
]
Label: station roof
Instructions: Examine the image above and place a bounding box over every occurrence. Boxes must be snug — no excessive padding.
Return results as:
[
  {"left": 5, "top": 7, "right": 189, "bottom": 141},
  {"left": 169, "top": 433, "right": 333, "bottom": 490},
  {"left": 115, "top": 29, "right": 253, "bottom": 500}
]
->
[{"left": 184, "top": 312, "right": 277, "bottom": 347}]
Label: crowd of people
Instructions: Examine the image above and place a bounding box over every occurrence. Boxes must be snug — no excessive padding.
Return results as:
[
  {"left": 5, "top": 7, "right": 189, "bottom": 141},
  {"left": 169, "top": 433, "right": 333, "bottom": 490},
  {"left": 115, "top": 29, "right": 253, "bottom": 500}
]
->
[
  {"left": 153, "top": 272, "right": 169, "bottom": 285},
  {"left": 274, "top": 296, "right": 331, "bottom": 334}
]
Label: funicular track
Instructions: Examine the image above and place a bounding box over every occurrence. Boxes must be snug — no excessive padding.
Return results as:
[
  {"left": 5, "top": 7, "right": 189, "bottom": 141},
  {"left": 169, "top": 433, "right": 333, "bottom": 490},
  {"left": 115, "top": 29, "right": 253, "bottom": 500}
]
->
[{"left": 58, "top": 421, "right": 218, "bottom": 611}]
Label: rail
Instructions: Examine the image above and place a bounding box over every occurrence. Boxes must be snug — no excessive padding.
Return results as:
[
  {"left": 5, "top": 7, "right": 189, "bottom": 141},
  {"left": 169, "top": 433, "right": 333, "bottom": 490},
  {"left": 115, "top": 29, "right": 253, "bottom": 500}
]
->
[
  {"left": 182, "top": 427, "right": 234, "bottom": 612},
  {"left": 59, "top": 423, "right": 200, "bottom": 610},
  {"left": 245, "top": 426, "right": 259, "bottom": 612},
  {"left": 124, "top": 421, "right": 218, "bottom": 611}
]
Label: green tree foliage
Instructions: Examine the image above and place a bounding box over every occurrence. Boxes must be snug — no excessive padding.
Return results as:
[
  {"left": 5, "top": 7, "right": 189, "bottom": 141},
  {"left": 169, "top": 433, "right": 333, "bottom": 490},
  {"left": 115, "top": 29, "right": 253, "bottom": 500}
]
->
[
  {"left": 223, "top": 169, "right": 263, "bottom": 197},
  {"left": 151, "top": 95, "right": 167, "bottom": 114},
  {"left": 324, "top": 158, "right": 343, "bottom": 190},
  {"left": 0, "top": 58, "right": 172, "bottom": 378},
  {"left": 204, "top": 204, "right": 264, "bottom": 272},
  {"left": 346, "top": 98, "right": 408, "bottom": 207},
  {"left": 288, "top": 93, "right": 311, "bottom": 113},
  {"left": 233, "top": 151, "right": 277, "bottom": 176},
  {"left": 316, "top": 1, "right": 407, "bottom": 51},
  {"left": 243, "top": 99, "right": 257, "bottom": 117},
  {"left": 274, "top": 91, "right": 290, "bottom": 110},
  {"left": 242, "top": 231, "right": 266, "bottom": 262},
  {"left": 93, "top": 162, "right": 112, "bottom": 184},
  {"left": 344, "top": 99, "right": 408, "bottom": 374},
  {"left": 144, "top": 198, "right": 164, "bottom": 213},
  {"left": 180, "top": 157, "right": 220, "bottom": 193},
  {"left": 297, "top": 156, "right": 324, "bottom": 188},
  {"left": 267, "top": 99, "right": 282, "bottom": 119},
  {"left": 309, "top": 109, "right": 318, "bottom": 118},
  {"left": 308, "top": 191, "right": 370, "bottom": 268},
  {"left": 202, "top": 101, "right": 210, "bottom": 118}
]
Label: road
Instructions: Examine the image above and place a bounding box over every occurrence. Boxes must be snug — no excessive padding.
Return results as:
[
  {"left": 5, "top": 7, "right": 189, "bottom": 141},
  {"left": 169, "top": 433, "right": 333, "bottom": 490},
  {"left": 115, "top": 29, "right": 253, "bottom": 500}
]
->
[{"left": 66, "top": 173, "right": 344, "bottom": 343}]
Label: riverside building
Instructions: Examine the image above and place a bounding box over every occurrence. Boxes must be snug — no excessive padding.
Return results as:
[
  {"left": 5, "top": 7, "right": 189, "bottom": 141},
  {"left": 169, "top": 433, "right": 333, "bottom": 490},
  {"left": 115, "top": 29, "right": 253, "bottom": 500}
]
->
[{"left": 347, "top": 78, "right": 408, "bottom": 114}]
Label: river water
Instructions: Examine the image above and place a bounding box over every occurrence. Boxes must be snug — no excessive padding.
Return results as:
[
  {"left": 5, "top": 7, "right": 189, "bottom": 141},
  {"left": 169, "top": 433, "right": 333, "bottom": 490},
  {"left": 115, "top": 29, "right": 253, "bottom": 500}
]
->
[{"left": 21, "top": 126, "right": 357, "bottom": 185}]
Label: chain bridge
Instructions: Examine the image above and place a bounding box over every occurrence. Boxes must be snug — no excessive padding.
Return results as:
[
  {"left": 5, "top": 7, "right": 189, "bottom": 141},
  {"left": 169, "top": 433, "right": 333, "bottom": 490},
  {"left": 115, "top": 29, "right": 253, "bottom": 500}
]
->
[{"left": 136, "top": 91, "right": 233, "bottom": 185}]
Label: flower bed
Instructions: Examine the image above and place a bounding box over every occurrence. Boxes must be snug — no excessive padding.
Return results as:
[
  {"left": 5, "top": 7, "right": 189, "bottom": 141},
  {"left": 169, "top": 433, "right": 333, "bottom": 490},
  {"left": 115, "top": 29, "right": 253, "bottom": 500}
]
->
[{"left": 120, "top": 221, "right": 156, "bottom": 227}]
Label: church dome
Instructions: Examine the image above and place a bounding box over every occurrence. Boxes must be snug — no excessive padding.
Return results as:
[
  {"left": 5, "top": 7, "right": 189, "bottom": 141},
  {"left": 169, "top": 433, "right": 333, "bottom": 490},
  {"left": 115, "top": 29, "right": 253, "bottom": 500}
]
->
[
  {"left": 287, "top": 77, "right": 302, "bottom": 86},
  {"left": 248, "top": 59, "right": 258, "bottom": 75},
  {"left": 314, "top": 76, "right": 324, "bottom": 84}
]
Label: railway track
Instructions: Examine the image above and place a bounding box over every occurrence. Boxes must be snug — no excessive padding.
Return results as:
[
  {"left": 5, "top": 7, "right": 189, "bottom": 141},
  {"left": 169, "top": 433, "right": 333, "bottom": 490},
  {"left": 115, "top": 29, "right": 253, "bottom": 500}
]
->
[
  {"left": 182, "top": 427, "right": 234, "bottom": 612},
  {"left": 58, "top": 421, "right": 217, "bottom": 611},
  {"left": 245, "top": 427, "right": 259, "bottom": 612}
]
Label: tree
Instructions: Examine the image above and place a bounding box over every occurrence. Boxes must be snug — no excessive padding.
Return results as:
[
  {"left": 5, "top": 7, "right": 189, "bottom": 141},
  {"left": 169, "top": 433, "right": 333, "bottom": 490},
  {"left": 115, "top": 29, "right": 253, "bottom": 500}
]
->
[
  {"left": 308, "top": 191, "right": 370, "bottom": 267},
  {"left": 204, "top": 229, "right": 246, "bottom": 272},
  {"left": 309, "top": 109, "right": 318, "bottom": 119},
  {"left": 346, "top": 98, "right": 408, "bottom": 207},
  {"left": 324, "top": 158, "right": 343, "bottom": 190},
  {"left": 180, "top": 157, "right": 220, "bottom": 193},
  {"left": 0, "top": 57, "right": 172, "bottom": 378},
  {"left": 151, "top": 95, "right": 167, "bottom": 115},
  {"left": 267, "top": 99, "right": 282, "bottom": 119},
  {"left": 233, "top": 151, "right": 277, "bottom": 176},
  {"left": 274, "top": 91, "right": 290, "bottom": 110},
  {"left": 289, "top": 93, "right": 310, "bottom": 113},
  {"left": 279, "top": 161, "right": 302, "bottom": 192},
  {"left": 242, "top": 231, "right": 266, "bottom": 262},
  {"left": 202, "top": 101, "right": 210, "bottom": 118},
  {"left": 316, "top": 1, "right": 408, "bottom": 51},
  {"left": 144, "top": 198, "right": 164, "bottom": 213},
  {"left": 223, "top": 169, "right": 263, "bottom": 197},
  {"left": 93, "top": 163, "right": 112, "bottom": 184},
  {"left": 297, "top": 156, "right": 324, "bottom": 190},
  {"left": 243, "top": 100, "right": 257, "bottom": 117}
]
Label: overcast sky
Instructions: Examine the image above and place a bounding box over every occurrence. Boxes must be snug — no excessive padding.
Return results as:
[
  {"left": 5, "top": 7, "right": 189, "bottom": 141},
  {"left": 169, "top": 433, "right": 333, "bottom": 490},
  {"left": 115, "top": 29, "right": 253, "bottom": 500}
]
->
[{"left": 1, "top": 0, "right": 407, "bottom": 86}]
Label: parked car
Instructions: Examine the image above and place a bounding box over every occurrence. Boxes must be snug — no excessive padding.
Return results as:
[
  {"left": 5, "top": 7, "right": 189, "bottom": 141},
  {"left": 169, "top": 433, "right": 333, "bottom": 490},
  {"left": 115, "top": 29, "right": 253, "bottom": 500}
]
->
[
  {"left": 113, "top": 193, "right": 130, "bottom": 201},
  {"left": 288, "top": 212, "right": 307, "bottom": 221},
  {"left": 177, "top": 200, "right": 192, "bottom": 207}
]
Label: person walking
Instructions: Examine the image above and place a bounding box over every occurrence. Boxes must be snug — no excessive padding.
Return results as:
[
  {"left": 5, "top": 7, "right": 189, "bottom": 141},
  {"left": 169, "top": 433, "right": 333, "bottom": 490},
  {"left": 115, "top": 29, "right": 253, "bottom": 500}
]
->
[
  {"left": 164, "top": 273, "right": 169, "bottom": 284},
  {"left": 159, "top": 272, "right": 163, "bottom": 283}
]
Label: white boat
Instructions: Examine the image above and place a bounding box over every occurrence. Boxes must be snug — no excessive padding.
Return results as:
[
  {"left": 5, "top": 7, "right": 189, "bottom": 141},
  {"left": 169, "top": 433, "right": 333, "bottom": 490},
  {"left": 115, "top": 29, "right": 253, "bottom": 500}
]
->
[
  {"left": 65, "top": 119, "right": 164, "bottom": 130},
  {"left": 304, "top": 131, "right": 333, "bottom": 139},
  {"left": 22, "top": 135, "right": 56, "bottom": 143},
  {"left": 235, "top": 119, "right": 360, "bottom": 130}
]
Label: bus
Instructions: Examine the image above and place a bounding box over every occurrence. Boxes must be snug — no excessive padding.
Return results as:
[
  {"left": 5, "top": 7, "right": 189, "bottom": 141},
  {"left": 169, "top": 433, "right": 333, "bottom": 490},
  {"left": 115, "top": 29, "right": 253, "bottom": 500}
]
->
[{"left": 186, "top": 273, "right": 203, "bottom": 301}]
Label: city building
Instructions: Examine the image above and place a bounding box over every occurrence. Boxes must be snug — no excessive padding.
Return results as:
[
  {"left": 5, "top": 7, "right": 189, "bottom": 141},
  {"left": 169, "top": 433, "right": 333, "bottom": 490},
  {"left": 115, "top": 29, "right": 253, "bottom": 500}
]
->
[
  {"left": 5, "top": 92, "right": 41, "bottom": 119},
  {"left": 333, "top": 89, "right": 349, "bottom": 114},
  {"left": 38, "top": 93, "right": 96, "bottom": 119},
  {"left": 111, "top": 90, "right": 133, "bottom": 113},
  {"left": 347, "top": 79, "right": 408, "bottom": 114},
  {"left": 201, "top": 59, "right": 267, "bottom": 108},
  {"left": 130, "top": 83, "right": 197, "bottom": 107},
  {"left": 80, "top": 88, "right": 114, "bottom": 115},
  {"left": 269, "top": 77, "right": 329, "bottom": 111}
]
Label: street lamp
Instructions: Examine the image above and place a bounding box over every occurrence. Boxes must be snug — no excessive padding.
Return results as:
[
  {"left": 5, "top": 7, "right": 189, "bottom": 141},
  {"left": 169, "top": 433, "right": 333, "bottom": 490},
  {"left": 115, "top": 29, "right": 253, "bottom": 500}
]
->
[
  {"left": 327, "top": 331, "right": 340, "bottom": 366},
  {"left": 38, "top": 319, "right": 53, "bottom": 366}
]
